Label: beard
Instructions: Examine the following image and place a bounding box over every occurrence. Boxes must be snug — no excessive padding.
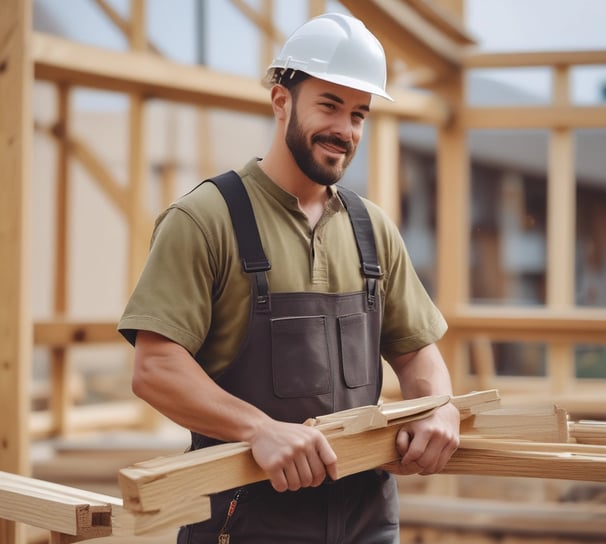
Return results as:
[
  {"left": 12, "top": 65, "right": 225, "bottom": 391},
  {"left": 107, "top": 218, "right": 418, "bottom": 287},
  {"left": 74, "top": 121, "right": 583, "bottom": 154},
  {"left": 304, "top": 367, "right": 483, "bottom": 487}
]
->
[{"left": 285, "top": 105, "right": 355, "bottom": 187}]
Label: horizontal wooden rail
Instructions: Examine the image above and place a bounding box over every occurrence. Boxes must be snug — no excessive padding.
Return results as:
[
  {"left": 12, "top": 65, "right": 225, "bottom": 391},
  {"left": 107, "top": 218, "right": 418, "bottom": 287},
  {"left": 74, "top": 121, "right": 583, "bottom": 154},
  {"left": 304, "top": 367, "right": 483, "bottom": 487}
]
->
[
  {"left": 463, "top": 105, "right": 606, "bottom": 129},
  {"left": 32, "top": 32, "right": 450, "bottom": 124},
  {"left": 444, "top": 307, "right": 606, "bottom": 343},
  {"left": 34, "top": 321, "right": 121, "bottom": 346},
  {"left": 30, "top": 401, "right": 144, "bottom": 440},
  {"left": 465, "top": 49, "right": 606, "bottom": 68}
]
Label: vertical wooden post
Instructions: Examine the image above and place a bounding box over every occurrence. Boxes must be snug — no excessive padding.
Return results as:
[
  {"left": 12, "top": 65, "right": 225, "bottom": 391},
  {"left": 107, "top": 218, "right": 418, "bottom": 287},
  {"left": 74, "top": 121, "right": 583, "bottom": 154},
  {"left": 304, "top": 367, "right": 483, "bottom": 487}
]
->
[
  {"left": 435, "top": 74, "right": 469, "bottom": 393},
  {"left": 127, "top": 0, "right": 149, "bottom": 292},
  {"left": 368, "top": 114, "right": 401, "bottom": 224},
  {"left": 260, "top": 0, "right": 274, "bottom": 71},
  {"left": 50, "top": 83, "right": 72, "bottom": 436},
  {"left": 547, "top": 65, "right": 575, "bottom": 393},
  {"left": 0, "top": 0, "right": 32, "bottom": 542}
]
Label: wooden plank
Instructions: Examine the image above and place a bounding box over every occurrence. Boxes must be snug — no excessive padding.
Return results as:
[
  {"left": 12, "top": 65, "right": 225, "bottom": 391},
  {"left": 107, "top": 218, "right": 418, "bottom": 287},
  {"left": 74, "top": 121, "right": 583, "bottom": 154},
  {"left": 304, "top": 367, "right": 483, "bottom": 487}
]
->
[
  {"left": 463, "top": 105, "right": 606, "bottom": 129},
  {"left": 0, "top": 471, "right": 209, "bottom": 539},
  {"left": 0, "top": 471, "right": 115, "bottom": 538},
  {"left": 460, "top": 405, "right": 568, "bottom": 442},
  {"left": 439, "top": 438, "right": 606, "bottom": 482},
  {"left": 0, "top": 0, "right": 32, "bottom": 541},
  {"left": 32, "top": 32, "right": 449, "bottom": 122},
  {"left": 398, "top": 493, "right": 606, "bottom": 537},
  {"left": 465, "top": 49, "right": 606, "bottom": 68},
  {"left": 118, "top": 395, "right": 451, "bottom": 514},
  {"left": 570, "top": 420, "right": 606, "bottom": 445}
]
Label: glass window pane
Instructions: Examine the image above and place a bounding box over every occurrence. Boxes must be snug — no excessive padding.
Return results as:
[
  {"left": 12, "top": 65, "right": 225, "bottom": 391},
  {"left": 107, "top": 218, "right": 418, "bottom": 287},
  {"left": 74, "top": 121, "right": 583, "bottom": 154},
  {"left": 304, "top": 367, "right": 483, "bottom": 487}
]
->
[{"left": 575, "top": 345, "right": 606, "bottom": 379}]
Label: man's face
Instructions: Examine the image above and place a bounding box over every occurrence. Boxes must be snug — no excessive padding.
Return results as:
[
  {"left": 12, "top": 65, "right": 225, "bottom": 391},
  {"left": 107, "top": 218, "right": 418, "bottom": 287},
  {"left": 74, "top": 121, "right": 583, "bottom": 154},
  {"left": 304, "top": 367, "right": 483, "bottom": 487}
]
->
[{"left": 285, "top": 78, "right": 371, "bottom": 186}]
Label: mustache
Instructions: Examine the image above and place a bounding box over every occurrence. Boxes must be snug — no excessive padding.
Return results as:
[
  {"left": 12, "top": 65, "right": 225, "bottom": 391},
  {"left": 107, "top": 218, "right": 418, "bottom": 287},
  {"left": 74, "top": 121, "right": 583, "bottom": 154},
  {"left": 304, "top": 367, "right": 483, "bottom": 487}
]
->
[{"left": 312, "top": 134, "right": 353, "bottom": 154}]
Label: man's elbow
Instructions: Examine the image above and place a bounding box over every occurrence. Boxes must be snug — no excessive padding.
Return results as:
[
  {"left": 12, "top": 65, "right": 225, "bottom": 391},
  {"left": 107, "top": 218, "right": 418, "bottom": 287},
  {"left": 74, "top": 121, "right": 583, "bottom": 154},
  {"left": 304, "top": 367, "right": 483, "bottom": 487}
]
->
[{"left": 131, "top": 354, "right": 158, "bottom": 402}]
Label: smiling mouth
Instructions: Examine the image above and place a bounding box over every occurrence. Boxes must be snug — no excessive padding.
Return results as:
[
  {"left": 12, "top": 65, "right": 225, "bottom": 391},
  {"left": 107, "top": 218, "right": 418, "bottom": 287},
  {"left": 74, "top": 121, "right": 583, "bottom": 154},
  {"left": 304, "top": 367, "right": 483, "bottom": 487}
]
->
[{"left": 313, "top": 135, "right": 352, "bottom": 156}]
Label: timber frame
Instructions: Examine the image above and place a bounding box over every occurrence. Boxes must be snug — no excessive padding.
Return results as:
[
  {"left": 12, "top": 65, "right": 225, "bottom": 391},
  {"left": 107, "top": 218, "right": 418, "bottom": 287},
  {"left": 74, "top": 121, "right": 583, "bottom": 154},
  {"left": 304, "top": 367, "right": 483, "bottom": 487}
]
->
[{"left": 2, "top": 1, "right": 606, "bottom": 541}]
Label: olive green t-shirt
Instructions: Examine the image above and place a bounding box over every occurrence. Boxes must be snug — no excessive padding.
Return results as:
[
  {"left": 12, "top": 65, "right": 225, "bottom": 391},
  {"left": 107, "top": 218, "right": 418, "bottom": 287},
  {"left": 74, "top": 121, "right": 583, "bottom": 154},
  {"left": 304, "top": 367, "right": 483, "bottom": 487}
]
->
[{"left": 118, "top": 158, "right": 447, "bottom": 377}]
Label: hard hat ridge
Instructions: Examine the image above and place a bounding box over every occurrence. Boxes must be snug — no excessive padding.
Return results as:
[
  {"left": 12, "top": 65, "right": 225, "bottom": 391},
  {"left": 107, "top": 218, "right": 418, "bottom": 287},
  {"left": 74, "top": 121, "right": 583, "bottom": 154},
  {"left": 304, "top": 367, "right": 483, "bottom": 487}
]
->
[{"left": 263, "top": 13, "right": 393, "bottom": 101}]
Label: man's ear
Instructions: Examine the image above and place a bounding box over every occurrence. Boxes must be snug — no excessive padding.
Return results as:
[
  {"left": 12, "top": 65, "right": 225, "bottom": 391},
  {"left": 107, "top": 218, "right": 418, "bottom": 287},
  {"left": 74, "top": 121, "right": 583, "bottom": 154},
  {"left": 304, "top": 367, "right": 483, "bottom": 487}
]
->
[{"left": 270, "top": 84, "right": 290, "bottom": 121}]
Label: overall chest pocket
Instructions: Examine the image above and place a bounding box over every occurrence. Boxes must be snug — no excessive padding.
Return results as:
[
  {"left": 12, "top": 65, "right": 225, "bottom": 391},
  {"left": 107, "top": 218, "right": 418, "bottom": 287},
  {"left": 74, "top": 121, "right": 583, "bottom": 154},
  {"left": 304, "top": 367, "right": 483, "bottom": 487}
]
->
[
  {"left": 270, "top": 315, "right": 331, "bottom": 398},
  {"left": 338, "top": 312, "right": 376, "bottom": 388}
]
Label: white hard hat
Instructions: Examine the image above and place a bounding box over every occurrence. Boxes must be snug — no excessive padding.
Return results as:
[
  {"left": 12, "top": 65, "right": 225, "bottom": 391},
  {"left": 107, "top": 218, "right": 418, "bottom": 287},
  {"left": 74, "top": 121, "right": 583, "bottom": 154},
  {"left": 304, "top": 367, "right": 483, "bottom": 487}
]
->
[{"left": 263, "top": 13, "right": 392, "bottom": 101}]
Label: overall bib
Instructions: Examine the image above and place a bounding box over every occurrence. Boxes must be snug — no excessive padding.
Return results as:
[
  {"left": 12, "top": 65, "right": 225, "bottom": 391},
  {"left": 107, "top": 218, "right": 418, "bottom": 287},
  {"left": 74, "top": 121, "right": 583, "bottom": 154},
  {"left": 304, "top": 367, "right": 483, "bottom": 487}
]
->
[{"left": 177, "top": 172, "right": 399, "bottom": 544}]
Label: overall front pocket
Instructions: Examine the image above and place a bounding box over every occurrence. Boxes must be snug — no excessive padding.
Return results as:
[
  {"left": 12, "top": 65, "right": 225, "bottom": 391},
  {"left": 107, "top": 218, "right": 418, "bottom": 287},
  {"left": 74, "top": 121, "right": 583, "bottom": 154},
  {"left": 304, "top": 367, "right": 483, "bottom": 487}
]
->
[{"left": 271, "top": 315, "right": 331, "bottom": 398}]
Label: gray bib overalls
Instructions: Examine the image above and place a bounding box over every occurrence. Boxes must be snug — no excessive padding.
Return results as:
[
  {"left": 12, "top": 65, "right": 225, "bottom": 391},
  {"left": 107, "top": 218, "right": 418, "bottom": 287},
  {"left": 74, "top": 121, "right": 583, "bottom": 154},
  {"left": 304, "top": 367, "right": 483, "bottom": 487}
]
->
[{"left": 177, "top": 172, "right": 399, "bottom": 544}]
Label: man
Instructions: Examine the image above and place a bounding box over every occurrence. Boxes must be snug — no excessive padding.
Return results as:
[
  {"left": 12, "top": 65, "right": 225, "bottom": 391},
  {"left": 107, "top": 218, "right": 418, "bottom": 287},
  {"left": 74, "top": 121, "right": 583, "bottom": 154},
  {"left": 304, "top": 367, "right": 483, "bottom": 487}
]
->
[{"left": 119, "top": 12, "right": 459, "bottom": 543}]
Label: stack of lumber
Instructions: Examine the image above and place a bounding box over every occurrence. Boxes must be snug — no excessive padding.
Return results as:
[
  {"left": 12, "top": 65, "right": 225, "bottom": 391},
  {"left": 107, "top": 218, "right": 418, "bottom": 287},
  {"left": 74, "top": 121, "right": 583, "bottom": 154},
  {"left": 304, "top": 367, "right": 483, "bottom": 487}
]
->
[
  {"left": 4, "top": 389, "right": 606, "bottom": 542},
  {"left": 115, "top": 389, "right": 606, "bottom": 536}
]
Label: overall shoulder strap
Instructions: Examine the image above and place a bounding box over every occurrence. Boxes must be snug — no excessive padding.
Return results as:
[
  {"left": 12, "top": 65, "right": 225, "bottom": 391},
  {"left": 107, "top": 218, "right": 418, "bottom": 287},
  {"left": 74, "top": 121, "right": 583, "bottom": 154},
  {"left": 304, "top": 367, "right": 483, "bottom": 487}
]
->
[
  {"left": 337, "top": 186, "right": 383, "bottom": 307},
  {"left": 206, "top": 171, "right": 271, "bottom": 309}
]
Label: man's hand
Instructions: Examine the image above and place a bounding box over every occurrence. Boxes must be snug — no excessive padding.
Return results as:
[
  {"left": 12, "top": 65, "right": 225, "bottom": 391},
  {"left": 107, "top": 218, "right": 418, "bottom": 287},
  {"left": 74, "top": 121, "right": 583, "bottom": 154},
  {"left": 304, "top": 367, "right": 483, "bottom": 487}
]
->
[
  {"left": 393, "top": 402, "right": 460, "bottom": 475},
  {"left": 249, "top": 420, "right": 338, "bottom": 492}
]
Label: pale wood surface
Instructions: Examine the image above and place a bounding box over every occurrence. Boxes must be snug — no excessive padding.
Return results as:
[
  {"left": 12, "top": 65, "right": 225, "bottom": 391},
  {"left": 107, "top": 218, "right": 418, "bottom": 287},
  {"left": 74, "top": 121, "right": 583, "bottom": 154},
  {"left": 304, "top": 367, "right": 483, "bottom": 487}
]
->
[
  {"left": 118, "top": 395, "right": 451, "bottom": 515},
  {"left": 463, "top": 105, "right": 606, "bottom": 129},
  {"left": 0, "top": 471, "right": 116, "bottom": 538},
  {"left": 399, "top": 493, "right": 606, "bottom": 536},
  {"left": 0, "top": 0, "right": 33, "bottom": 541}
]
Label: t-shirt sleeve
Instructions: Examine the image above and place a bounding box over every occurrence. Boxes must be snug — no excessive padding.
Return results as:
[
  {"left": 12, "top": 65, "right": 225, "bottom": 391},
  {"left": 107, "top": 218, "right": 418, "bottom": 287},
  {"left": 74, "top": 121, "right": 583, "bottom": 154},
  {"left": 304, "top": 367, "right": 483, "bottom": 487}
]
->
[
  {"left": 378, "top": 215, "right": 448, "bottom": 359},
  {"left": 118, "top": 207, "right": 214, "bottom": 356}
]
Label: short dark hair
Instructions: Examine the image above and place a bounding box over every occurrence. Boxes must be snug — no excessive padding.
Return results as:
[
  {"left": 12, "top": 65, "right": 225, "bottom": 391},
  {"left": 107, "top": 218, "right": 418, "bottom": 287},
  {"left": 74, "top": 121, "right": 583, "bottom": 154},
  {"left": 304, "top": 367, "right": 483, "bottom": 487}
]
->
[{"left": 269, "top": 69, "right": 310, "bottom": 94}]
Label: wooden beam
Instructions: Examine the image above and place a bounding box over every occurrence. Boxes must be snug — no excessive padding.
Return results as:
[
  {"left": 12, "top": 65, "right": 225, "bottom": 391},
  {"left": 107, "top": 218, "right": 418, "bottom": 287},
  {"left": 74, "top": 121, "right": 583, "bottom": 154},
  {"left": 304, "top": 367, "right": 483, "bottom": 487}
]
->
[
  {"left": 33, "top": 32, "right": 272, "bottom": 116},
  {"left": 0, "top": 0, "right": 32, "bottom": 541},
  {"left": 439, "top": 437, "right": 606, "bottom": 482},
  {"left": 444, "top": 307, "right": 606, "bottom": 343},
  {"left": 50, "top": 83, "right": 72, "bottom": 437},
  {"left": 118, "top": 395, "right": 452, "bottom": 514},
  {"left": 32, "top": 33, "right": 449, "bottom": 123},
  {"left": 340, "top": 0, "right": 465, "bottom": 75},
  {"left": 30, "top": 401, "right": 144, "bottom": 440},
  {"left": 34, "top": 321, "right": 121, "bottom": 347},
  {"left": 0, "top": 471, "right": 115, "bottom": 539},
  {"left": 465, "top": 49, "right": 606, "bottom": 68},
  {"left": 460, "top": 405, "right": 569, "bottom": 443},
  {"left": 436, "top": 75, "right": 469, "bottom": 312},
  {"left": 368, "top": 114, "right": 401, "bottom": 223},
  {"left": 0, "top": 471, "right": 210, "bottom": 539},
  {"left": 403, "top": 0, "right": 475, "bottom": 45},
  {"left": 546, "top": 116, "right": 575, "bottom": 306},
  {"left": 463, "top": 105, "right": 606, "bottom": 129}
]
